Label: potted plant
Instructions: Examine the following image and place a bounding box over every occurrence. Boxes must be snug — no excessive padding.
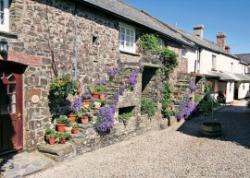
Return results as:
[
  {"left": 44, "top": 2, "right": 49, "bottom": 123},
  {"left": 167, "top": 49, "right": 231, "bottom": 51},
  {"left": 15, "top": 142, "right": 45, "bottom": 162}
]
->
[
  {"left": 58, "top": 132, "right": 71, "bottom": 144},
  {"left": 45, "top": 128, "right": 58, "bottom": 145},
  {"left": 71, "top": 123, "right": 80, "bottom": 134},
  {"left": 56, "top": 115, "right": 69, "bottom": 133},
  {"left": 68, "top": 97, "right": 82, "bottom": 122},
  {"left": 77, "top": 108, "right": 89, "bottom": 125},
  {"left": 65, "top": 122, "right": 73, "bottom": 133},
  {"left": 90, "top": 85, "right": 106, "bottom": 99},
  {"left": 199, "top": 94, "right": 221, "bottom": 137}
]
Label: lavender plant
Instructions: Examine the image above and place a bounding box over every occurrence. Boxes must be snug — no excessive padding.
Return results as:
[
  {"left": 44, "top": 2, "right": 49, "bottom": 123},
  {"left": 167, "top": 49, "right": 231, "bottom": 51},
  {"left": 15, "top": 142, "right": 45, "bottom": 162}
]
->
[
  {"left": 127, "top": 68, "right": 139, "bottom": 89},
  {"left": 107, "top": 67, "right": 120, "bottom": 79},
  {"left": 189, "top": 81, "right": 198, "bottom": 93},
  {"left": 72, "top": 97, "right": 82, "bottom": 113},
  {"left": 176, "top": 100, "right": 197, "bottom": 121}
]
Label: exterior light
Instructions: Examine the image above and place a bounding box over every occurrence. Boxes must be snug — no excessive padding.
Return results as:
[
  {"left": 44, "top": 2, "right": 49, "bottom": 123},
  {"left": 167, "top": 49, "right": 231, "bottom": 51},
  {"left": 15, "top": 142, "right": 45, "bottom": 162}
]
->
[{"left": 0, "top": 38, "right": 9, "bottom": 56}]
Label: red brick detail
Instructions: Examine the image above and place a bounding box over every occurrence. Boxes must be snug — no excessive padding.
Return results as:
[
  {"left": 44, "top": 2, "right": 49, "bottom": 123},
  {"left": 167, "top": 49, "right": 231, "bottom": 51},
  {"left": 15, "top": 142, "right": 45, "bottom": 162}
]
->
[{"left": 8, "top": 50, "right": 42, "bottom": 66}]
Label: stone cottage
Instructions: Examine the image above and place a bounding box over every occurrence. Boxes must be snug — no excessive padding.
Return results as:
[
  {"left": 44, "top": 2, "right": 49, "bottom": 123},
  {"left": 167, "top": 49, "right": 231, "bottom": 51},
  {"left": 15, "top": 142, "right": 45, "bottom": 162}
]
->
[{"left": 0, "top": 0, "right": 195, "bottom": 155}]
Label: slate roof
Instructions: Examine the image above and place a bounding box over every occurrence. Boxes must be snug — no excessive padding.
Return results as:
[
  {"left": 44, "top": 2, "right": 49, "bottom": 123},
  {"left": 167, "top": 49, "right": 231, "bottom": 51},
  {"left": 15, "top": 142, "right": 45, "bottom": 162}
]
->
[
  {"left": 80, "top": 0, "right": 194, "bottom": 47},
  {"left": 81, "top": 0, "right": 240, "bottom": 61},
  {"left": 205, "top": 71, "right": 250, "bottom": 82},
  {"left": 236, "top": 53, "right": 250, "bottom": 65}
]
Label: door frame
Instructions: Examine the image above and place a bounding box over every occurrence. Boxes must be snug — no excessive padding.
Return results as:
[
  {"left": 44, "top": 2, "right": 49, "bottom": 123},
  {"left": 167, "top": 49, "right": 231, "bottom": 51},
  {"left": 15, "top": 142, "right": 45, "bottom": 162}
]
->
[{"left": 0, "top": 60, "right": 26, "bottom": 155}]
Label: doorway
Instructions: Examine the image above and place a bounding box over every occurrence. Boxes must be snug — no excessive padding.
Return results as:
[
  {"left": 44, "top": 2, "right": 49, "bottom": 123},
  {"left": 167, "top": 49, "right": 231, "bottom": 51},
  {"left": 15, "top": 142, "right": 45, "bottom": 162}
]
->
[{"left": 0, "top": 62, "right": 25, "bottom": 155}]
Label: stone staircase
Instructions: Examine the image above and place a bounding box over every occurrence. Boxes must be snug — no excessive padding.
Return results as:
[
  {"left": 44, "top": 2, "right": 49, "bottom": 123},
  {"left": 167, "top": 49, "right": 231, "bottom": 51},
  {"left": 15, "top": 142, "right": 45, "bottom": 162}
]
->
[{"left": 172, "top": 73, "right": 206, "bottom": 115}]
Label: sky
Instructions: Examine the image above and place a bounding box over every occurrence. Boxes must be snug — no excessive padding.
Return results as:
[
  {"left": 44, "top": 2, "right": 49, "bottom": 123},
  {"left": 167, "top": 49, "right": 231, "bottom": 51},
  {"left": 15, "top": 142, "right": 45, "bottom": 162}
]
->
[{"left": 123, "top": 0, "right": 250, "bottom": 54}]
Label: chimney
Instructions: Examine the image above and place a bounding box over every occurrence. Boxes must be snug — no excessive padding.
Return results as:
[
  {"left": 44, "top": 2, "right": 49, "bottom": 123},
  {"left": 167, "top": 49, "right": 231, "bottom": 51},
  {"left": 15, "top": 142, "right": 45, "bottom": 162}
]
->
[
  {"left": 225, "top": 45, "right": 230, "bottom": 53},
  {"left": 193, "top": 24, "right": 204, "bottom": 39},
  {"left": 216, "top": 32, "right": 227, "bottom": 49}
]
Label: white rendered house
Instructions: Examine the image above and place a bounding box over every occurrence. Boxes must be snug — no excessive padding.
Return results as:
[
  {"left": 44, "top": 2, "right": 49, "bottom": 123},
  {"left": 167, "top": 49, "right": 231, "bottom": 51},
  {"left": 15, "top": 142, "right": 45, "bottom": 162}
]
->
[{"left": 179, "top": 25, "right": 250, "bottom": 103}]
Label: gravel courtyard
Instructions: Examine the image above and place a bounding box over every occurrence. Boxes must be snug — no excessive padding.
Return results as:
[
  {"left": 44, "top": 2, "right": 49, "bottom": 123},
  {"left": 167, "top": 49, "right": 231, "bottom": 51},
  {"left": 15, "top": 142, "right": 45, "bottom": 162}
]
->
[{"left": 29, "top": 102, "right": 250, "bottom": 178}]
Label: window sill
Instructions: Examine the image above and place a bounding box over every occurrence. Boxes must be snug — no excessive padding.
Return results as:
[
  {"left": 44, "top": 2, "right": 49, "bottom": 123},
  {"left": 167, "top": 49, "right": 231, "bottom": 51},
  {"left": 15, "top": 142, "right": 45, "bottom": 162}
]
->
[
  {"left": 0, "top": 30, "right": 18, "bottom": 39},
  {"left": 120, "top": 50, "right": 140, "bottom": 56}
]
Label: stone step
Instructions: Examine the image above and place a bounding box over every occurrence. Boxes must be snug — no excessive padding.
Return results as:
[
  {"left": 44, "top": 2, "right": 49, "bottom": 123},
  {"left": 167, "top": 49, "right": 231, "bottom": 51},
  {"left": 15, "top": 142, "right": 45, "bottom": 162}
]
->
[{"left": 37, "top": 143, "right": 75, "bottom": 162}]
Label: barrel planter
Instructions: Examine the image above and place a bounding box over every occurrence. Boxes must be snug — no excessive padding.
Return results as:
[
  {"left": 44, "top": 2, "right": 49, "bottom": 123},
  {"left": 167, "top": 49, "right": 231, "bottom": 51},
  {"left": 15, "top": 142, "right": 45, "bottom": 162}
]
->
[{"left": 202, "top": 122, "right": 222, "bottom": 137}]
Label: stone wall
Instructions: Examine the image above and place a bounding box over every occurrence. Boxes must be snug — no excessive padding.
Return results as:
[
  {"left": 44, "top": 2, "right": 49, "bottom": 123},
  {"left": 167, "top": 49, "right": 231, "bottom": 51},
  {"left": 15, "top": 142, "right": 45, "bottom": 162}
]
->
[
  {"left": 9, "top": 0, "right": 121, "bottom": 151},
  {"left": 6, "top": 0, "right": 183, "bottom": 152}
]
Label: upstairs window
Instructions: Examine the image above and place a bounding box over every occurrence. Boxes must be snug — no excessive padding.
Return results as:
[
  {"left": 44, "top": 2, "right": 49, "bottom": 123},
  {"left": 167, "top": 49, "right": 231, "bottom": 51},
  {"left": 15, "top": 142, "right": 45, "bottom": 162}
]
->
[
  {"left": 212, "top": 55, "right": 217, "bottom": 71},
  {"left": 119, "top": 23, "right": 136, "bottom": 53},
  {"left": 0, "top": 0, "right": 9, "bottom": 32},
  {"left": 158, "top": 38, "right": 165, "bottom": 49}
]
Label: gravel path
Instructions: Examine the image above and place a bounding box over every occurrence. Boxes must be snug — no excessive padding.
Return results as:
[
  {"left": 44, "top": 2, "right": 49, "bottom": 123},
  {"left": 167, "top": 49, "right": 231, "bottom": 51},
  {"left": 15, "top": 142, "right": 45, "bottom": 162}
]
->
[{"left": 28, "top": 102, "right": 250, "bottom": 178}]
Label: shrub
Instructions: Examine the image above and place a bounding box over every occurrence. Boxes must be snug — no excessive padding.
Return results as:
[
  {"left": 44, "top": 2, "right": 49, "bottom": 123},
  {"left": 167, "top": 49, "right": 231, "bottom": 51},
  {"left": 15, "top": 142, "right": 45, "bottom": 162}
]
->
[
  {"left": 199, "top": 95, "right": 219, "bottom": 114},
  {"left": 162, "top": 83, "right": 173, "bottom": 118},
  {"left": 141, "top": 97, "right": 156, "bottom": 118},
  {"left": 48, "top": 74, "right": 78, "bottom": 116},
  {"left": 139, "top": 34, "right": 160, "bottom": 51},
  {"left": 118, "top": 112, "right": 133, "bottom": 125},
  {"left": 160, "top": 47, "right": 178, "bottom": 78}
]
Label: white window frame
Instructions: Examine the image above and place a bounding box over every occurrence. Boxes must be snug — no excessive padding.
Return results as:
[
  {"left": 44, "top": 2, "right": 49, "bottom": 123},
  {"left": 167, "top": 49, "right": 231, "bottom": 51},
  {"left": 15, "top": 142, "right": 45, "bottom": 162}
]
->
[
  {"left": 0, "top": 0, "right": 9, "bottom": 32},
  {"left": 119, "top": 23, "right": 136, "bottom": 53}
]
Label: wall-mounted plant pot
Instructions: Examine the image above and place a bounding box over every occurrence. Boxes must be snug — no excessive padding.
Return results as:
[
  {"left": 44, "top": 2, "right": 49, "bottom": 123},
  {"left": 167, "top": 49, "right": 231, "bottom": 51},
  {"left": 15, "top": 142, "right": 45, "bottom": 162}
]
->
[
  {"left": 68, "top": 114, "right": 77, "bottom": 123},
  {"left": 202, "top": 122, "right": 222, "bottom": 137},
  {"left": 92, "top": 92, "right": 100, "bottom": 99},
  {"left": 81, "top": 116, "right": 89, "bottom": 125},
  {"left": 56, "top": 124, "right": 66, "bottom": 133}
]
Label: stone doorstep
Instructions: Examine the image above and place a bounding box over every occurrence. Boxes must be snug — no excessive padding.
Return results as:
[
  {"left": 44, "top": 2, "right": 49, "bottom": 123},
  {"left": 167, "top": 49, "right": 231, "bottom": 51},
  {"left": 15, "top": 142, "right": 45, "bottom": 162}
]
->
[{"left": 37, "top": 143, "right": 75, "bottom": 158}]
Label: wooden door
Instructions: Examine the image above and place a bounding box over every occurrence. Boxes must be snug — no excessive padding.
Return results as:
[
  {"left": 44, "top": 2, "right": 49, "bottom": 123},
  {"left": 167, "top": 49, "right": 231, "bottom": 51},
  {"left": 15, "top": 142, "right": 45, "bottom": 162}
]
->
[{"left": 0, "top": 72, "right": 23, "bottom": 155}]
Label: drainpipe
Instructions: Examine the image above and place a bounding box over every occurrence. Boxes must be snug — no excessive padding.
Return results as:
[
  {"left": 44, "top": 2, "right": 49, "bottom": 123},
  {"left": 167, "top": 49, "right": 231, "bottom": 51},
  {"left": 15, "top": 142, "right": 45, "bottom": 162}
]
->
[
  {"left": 72, "top": 0, "right": 78, "bottom": 80},
  {"left": 197, "top": 47, "right": 201, "bottom": 73}
]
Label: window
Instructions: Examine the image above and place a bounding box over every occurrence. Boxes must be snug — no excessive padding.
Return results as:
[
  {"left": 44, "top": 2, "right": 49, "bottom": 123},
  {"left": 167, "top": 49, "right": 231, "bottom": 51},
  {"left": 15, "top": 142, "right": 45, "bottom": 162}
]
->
[
  {"left": 0, "top": 0, "right": 9, "bottom": 32},
  {"left": 158, "top": 38, "right": 165, "bottom": 49},
  {"left": 212, "top": 55, "right": 217, "bottom": 70},
  {"left": 119, "top": 23, "right": 136, "bottom": 53},
  {"left": 181, "top": 49, "right": 188, "bottom": 57}
]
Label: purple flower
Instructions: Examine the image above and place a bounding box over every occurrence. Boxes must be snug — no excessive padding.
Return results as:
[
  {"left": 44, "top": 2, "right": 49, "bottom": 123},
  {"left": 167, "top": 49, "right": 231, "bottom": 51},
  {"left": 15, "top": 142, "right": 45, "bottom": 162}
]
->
[
  {"left": 189, "top": 82, "right": 197, "bottom": 93},
  {"left": 127, "top": 68, "right": 139, "bottom": 89},
  {"left": 107, "top": 67, "right": 120, "bottom": 78},
  {"left": 176, "top": 101, "right": 196, "bottom": 120},
  {"left": 72, "top": 97, "right": 82, "bottom": 113},
  {"left": 118, "top": 85, "right": 125, "bottom": 95},
  {"left": 96, "top": 80, "right": 107, "bottom": 85},
  {"left": 96, "top": 106, "right": 115, "bottom": 133}
]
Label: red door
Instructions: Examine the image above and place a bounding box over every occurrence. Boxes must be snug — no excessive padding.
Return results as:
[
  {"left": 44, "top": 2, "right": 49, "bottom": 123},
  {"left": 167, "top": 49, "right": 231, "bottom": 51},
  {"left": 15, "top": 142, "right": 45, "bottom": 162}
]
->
[{"left": 0, "top": 72, "right": 23, "bottom": 155}]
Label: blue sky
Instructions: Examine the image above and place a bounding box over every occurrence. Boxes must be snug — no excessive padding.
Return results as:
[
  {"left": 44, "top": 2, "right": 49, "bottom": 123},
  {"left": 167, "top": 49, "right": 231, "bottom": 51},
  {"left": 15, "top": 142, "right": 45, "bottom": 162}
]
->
[{"left": 123, "top": 0, "right": 250, "bottom": 54}]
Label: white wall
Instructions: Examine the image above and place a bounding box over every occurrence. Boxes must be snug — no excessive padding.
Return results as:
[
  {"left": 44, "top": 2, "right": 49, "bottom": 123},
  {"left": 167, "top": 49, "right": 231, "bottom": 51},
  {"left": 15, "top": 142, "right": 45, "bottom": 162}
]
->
[
  {"left": 226, "top": 82, "right": 234, "bottom": 103},
  {"left": 238, "top": 83, "right": 249, "bottom": 99},
  {"left": 181, "top": 49, "right": 198, "bottom": 73}
]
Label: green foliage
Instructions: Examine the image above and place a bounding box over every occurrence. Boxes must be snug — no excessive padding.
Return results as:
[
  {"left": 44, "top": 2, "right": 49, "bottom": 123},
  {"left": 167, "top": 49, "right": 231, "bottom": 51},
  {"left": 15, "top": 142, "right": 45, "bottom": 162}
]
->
[
  {"left": 45, "top": 128, "right": 57, "bottom": 139},
  {"left": 194, "top": 95, "right": 203, "bottom": 103},
  {"left": 56, "top": 115, "right": 69, "bottom": 125},
  {"left": 160, "top": 47, "right": 178, "bottom": 78},
  {"left": 118, "top": 112, "right": 133, "bottom": 123},
  {"left": 139, "top": 34, "right": 160, "bottom": 51},
  {"left": 139, "top": 34, "right": 178, "bottom": 79},
  {"left": 89, "top": 84, "right": 106, "bottom": 93},
  {"left": 77, "top": 108, "right": 88, "bottom": 118},
  {"left": 161, "top": 83, "right": 174, "bottom": 118},
  {"left": 48, "top": 74, "right": 78, "bottom": 116},
  {"left": 58, "top": 132, "right": 71, "bottom": 140},
  {"left": 141, "top": 97, "right": 157, "bottom": 118},
  {"left": 199, "top": 95, "right": 219, "bottom": 114}
]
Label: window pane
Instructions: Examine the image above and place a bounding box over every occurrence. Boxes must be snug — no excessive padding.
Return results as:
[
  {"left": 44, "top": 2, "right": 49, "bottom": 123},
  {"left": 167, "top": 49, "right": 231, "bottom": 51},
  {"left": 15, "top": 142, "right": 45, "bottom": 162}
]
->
[{"left": 0, "top": 0, "right": 4, "bottom": 25}]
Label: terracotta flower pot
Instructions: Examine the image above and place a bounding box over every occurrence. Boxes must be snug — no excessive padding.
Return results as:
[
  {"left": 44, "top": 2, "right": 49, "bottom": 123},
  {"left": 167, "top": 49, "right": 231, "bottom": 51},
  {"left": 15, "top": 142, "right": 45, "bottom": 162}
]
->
[
  {"left": 59, "top": 139, "right": 66, "bottom": 144},
  {"left": 81, "top": 116, "right": 89, "bottom": 125},
  {"left": 56, "top": 124, "right": 66, "bottom": 133},
  {"left": 71, "top": 128, "right": 80, "bottom": 134},
  {"left": 65, "top": 127, "right": 72, "bottom": 133},
  {"left": 68, "top": 114, "right": 77, "bottom": 123},
  {"left": 92, "top": 92, "right": 100, "bottom": 99},
  {"left": 100, "top": 94, "right": 106, "bottom": 101},
  {"left": 48, "top": 137, "right": 56, "bottom": 145}
]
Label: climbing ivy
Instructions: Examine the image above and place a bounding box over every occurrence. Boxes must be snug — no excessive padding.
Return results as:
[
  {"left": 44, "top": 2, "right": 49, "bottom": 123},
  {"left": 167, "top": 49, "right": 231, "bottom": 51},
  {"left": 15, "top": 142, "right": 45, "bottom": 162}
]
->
[{"left": 161, "top": 83, "right": 174, "bottom": 118}]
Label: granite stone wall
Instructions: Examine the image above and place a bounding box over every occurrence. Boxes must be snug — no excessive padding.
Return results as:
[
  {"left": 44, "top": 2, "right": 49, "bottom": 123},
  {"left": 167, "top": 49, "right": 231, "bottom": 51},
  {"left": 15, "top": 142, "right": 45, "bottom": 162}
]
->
[{"left": 6, "top": 0, "right": 183, "bottom": 152}]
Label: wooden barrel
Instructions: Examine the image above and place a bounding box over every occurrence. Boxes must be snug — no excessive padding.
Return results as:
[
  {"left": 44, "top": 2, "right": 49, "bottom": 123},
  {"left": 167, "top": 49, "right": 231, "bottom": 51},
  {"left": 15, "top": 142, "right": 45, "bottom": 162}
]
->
[{"left": 202, "top": 122, "right": 222, "bottom": 137}]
